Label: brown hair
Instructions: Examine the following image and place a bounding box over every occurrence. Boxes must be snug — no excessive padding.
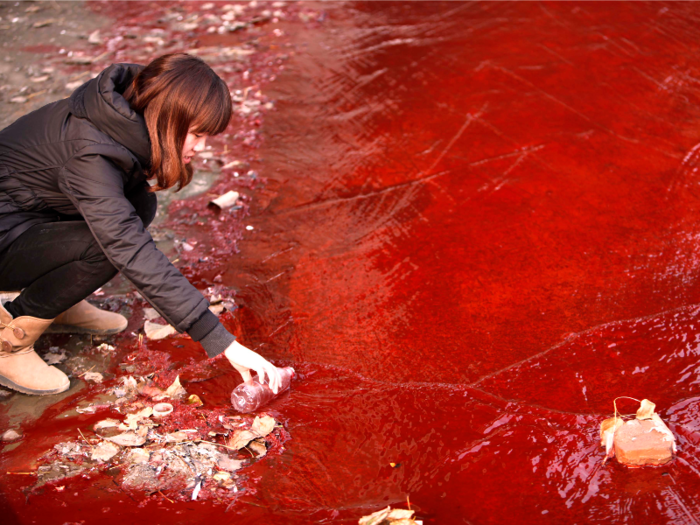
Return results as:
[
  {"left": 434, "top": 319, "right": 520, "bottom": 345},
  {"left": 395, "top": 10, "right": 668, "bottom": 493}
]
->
[{"left": 124, "top": 53, "right": 232, "bottom": 191}]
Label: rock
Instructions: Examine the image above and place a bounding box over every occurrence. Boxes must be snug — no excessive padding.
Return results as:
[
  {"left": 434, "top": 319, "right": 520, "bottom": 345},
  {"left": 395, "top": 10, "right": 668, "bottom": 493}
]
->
[
  {"left": 614, "top": 417, "right": 675, "bottom": 466},
  {"left": 2, "top": 429, "right": 22, "bottom": 442},
  {"left": 91, "top": 441, "right": 120, "bottom": 462}
]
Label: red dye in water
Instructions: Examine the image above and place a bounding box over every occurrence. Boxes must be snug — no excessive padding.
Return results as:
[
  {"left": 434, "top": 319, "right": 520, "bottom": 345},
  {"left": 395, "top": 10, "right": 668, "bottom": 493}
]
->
[{"left": 4, "top": 2, "right": 700, "bottom": 524}]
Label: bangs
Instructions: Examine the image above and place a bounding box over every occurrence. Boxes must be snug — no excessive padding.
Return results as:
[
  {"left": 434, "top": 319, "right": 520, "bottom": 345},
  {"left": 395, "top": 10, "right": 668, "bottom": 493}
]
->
[{"left": 190, "top": 78, "right": 233, "bottom": 136}]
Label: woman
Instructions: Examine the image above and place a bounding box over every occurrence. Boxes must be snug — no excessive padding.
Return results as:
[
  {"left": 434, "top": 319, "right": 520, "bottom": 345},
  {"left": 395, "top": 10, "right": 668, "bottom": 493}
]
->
[{"left": 0, "top": 53, "right": 281, "bottom": 395}]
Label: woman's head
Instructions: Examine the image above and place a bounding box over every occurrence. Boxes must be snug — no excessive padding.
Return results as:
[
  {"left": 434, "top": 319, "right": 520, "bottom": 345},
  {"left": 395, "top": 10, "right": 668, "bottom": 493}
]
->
[{"left": 124, "top": 53, "right": 232, "bottom": 191}]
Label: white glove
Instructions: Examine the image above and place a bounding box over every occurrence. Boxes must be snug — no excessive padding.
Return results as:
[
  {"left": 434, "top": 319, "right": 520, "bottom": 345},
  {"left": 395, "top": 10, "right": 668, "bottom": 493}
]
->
[{"left": 224, "top": 340, "right": 281, "bottom": 394}]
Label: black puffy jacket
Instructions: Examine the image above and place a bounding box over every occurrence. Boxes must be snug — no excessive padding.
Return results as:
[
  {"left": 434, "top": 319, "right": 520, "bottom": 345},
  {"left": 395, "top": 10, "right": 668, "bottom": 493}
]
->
[{"left": 0, "top": 63, "right": 226, "bottom": 352}]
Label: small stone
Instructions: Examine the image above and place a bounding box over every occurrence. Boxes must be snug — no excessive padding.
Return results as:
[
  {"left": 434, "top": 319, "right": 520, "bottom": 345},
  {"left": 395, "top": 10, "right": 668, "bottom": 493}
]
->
[
  {"left": 614, "top": 417, "right": 674, "bottom": 466},
  {"left": 2, "top": 429, "right": 22, "bottom": 442}
]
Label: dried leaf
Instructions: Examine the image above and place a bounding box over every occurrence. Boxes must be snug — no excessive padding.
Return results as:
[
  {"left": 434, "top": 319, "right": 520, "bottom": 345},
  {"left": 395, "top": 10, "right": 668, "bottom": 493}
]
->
[
  {"left": 186, "top": 394, "right": 203, "bottom": 407},
  {"left": 144, "top": 320, "right": 177, "bottom": 340},
  {"left": 228, "top": 429, "right": 258, "bottom": 450},
  {"left": 94, "top": 419, "right": 121, "bottom": 432},
  {"left": 143, "top": 307, "right": 160, "bottom": 321},
  {"left": 91, "top": 441, "right": 120, "bottom": 462},
  {"left": 387, "top": 509, "right": 415, "bottom": 519},
  {"left": 44, "top": 350, "right": 67, "bottom": 365},
  {"left": 123, "top": 407, "right": 153, "bottom": 430},
  {"left": 251, "top": 415, "right": 276, "bottom": 438},
  {"left": 600, "top": 416, "right": 623, "bottom": 457},
  {"left": 248, "top": 439, "right": 267, "bottom": 457},
  {"left": 210, "top": 190, "right": 240, "bottom": 209},
  {"left": 636, "top": 399, "right": 656, "bottom": 420},
  {"left": 103, "top": 432, "right": 146, "bottom": 447},
  {"left": 164, "top": 431, "right": 189, "bottom": 443},
  {"left": 83, "top": 372, "right": 103, "bottom": 383},
  {"left": 164, "top": 375, "right": 187, "bottom": 399}
]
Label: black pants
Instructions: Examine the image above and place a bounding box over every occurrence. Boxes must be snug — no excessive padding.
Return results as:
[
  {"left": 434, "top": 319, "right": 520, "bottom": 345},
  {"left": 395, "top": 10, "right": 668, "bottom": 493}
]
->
[{"left": 0, "top": 222, "right": 117, "bottom": 319}]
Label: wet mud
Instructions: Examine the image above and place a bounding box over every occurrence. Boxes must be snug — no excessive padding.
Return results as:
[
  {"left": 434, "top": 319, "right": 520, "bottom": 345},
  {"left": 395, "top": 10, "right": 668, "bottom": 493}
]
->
[{"left": 3, "top": 1, "right": 700, "bottom": 524}]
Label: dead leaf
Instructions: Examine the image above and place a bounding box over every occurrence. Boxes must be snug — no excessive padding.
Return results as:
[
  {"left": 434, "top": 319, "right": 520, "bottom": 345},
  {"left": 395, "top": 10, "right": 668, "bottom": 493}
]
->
[
  {"left": 164, "top": 376, "right": 187, "bottom": 399},
  {"left": 122, "top": 407, "right": 153, "bottom": 430},
  {"left": 186, "top": 394, "right": 203, "bottom": 407},
  {"left": 228, "top": 430, "right": 258, "bottom": 450},
  {"left": 143, "top": 307, "right": 160, "bottom": 321},
  {"left": 44, "top": 350, "right": 67, "bottom": 365},
  {"left": 251, "top": 415, "right": 275, "bottom": 438},
  {"left": 91, "top": 441, "right": 120, "bottom": 462},
  {"left": 144, "top": 320, "right": 177, "bottom": 340},
  {"left": 103, "top": 432, "right": 146, "bottom": 447},
  {"left": 33, "top": 19, "right": 55, "bottom": 28},
  {"left": 248, "top": 439, "right": 267, "bottom": 457},
  {"left": 83, "top": 372, "right": 103, "bottom": 383}
]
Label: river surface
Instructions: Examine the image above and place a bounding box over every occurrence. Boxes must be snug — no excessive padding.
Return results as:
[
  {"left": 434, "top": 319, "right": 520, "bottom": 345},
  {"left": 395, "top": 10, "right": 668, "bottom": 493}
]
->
[{"left": 4, "top": 2, "right": 700, "bottom": 524}]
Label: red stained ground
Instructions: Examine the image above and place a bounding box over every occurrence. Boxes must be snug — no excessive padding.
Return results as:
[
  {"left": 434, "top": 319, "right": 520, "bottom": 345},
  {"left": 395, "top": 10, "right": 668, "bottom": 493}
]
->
[{"left": 4, "top": 1, "right": 700, "bottom": 524}]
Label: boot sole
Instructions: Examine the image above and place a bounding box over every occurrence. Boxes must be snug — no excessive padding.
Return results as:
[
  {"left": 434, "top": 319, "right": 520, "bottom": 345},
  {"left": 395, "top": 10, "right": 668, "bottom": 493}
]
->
[
  {"left": 44, "top": 325, "right": 127, "bottom": 336},
  {"left": 0, "top": 375, "right": 70, "bottom": 396}
]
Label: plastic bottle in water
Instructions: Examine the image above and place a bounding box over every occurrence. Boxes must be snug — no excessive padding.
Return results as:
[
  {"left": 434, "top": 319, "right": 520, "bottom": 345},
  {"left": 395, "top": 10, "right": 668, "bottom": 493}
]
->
[{"left": 230, "top": 366, "right": 295, "bottom": 413}]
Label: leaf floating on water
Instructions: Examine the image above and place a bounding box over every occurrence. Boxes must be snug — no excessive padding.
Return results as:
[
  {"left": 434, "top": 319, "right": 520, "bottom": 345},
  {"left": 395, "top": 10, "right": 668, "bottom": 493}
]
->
[
  {"left": 228, "top": 429, "right": 258, "bottom": 450},
  {"left": 636, "top": 399, "right": 656, "bottom": 420},
  {"left": 103, "top": 432, "right": 146, "bottom": 447},
  {"left": 164, "top": 375, "right": 187, "bottom": 399}
]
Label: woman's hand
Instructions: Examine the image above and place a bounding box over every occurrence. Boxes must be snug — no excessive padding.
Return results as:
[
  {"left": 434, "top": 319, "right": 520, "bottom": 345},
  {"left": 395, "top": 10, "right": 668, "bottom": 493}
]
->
[{"left": 224, "top": 341, "right": 281, "bottom": 394}]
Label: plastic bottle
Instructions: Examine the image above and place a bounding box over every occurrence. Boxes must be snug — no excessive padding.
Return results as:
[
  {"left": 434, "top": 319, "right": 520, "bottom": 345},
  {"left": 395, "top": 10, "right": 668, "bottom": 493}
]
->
[{"left": 230, "top": 366, "right": 295, "bottom": 413}]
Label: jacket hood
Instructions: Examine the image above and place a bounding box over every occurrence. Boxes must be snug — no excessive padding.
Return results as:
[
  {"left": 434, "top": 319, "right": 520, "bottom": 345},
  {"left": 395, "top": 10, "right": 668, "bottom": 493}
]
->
[{"left": 69, "top": 63, "right": 151, "bottom": 168}]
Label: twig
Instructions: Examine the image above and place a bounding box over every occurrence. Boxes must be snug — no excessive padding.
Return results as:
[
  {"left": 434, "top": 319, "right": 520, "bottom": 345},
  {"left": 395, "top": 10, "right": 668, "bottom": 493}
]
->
[
  {"left": 78, "top": 365, "right": 96, "bottom": 378},
  {"left": 6, "top": 471, "right": 35, "bottom": 475},
  {"left": 407, "top": 495, "right": 412, "bottom": 511},
  {"left": 158, "top": 490, "right": 174, "bottom": 503},
  {"left": 78, "top": 428, "right": 95, "bottom": 451}
]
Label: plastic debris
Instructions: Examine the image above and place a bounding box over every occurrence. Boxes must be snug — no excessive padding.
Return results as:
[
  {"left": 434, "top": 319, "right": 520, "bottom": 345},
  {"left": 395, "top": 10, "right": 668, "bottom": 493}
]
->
[
  {"left": 600, "top": 397, "right": 676, "bottom": 466},
  {"left": 144, "top": 320, "right": 177, "bottom": 340},
  {"left": 153, "top": 402, "right": 174, "bottom": 418},
  {"left": 209, "top": 190, "right": 240, "bottom": 209}
]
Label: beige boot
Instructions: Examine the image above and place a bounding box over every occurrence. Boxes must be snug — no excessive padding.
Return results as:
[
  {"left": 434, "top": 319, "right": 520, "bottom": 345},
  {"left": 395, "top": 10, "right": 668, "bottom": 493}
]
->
[
  {"left": 47, "top": 300, "right": 128, "bottom": 335},
  {"left": 0, "top": 305, "right": 70, "bottom": 395}
]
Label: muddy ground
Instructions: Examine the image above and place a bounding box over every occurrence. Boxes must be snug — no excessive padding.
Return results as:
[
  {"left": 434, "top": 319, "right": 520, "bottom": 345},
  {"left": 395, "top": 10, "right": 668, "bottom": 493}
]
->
[{"left": 0, "top": 1, "right": 111, "bottom": 129}]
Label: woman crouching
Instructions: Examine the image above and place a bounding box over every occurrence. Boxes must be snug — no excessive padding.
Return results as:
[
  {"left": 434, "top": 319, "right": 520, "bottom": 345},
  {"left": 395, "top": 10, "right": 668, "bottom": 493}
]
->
[{"left": 0, "top": 53, "right": 281, "bottom": 395}]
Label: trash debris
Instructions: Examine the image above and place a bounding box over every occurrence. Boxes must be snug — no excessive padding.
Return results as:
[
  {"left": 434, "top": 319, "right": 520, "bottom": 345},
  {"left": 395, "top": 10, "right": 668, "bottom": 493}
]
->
[
  {"left": 144, "top": 320, "right": 177, "bottom": 340},
  {"left": 231, "top": 366, "right": 295, "bottom": 413},
  {"left": 83, "top": 371, "right": 104, "bottom": 383},
  {"left": 2, "top": 429, "right": 22, "bottom": 442},
  {"left": 209, "top": 190, "right": 240, "bottom": 209},
  {"left": 600, "top": 397, "right": 676, "bottom": 466},
  {"left": 358, "top": 507, "right": 422, "bottom": 525},
  {"left": 96, "top": 343, "right": 115, "bottom": 353}
]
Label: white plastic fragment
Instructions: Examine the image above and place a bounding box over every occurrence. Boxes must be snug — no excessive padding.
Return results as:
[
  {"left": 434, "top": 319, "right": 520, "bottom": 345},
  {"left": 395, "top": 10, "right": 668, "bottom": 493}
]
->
[{"left": 210, "top": 190, "right": 240, "bottom": 209}]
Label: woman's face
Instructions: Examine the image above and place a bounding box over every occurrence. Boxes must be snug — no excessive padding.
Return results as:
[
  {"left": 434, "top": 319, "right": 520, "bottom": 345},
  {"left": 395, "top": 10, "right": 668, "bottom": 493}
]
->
[{"left": 182, "top": 129, "right": 209, "bottom": 164}]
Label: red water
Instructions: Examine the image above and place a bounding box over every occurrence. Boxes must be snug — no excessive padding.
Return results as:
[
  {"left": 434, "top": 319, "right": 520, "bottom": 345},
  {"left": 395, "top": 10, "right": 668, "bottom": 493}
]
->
[{"left": 4, "top": 1, "right": 700, "bottom": 524}]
